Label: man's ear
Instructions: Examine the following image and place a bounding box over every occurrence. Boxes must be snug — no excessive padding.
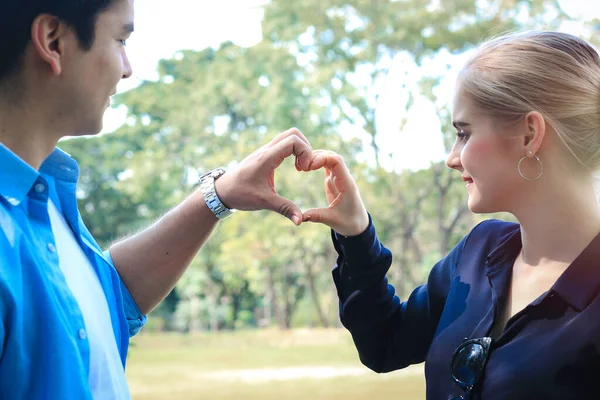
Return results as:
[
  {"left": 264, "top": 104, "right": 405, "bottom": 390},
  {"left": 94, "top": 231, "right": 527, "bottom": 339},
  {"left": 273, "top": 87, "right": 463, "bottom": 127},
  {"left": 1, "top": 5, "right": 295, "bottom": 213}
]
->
[
  {"left": 30, "top": 14, "right": 74, "bottom": 76},
  {"left": 523, "top": 111, "right": 546, "bottom": 156}
]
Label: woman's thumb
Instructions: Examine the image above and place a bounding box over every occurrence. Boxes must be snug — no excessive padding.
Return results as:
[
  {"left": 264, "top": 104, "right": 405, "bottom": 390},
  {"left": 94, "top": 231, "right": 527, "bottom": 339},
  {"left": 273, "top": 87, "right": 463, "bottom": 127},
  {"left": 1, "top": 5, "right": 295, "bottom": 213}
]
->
[{"left": 302, "top": 208, "right": 333, "bottom": 226}]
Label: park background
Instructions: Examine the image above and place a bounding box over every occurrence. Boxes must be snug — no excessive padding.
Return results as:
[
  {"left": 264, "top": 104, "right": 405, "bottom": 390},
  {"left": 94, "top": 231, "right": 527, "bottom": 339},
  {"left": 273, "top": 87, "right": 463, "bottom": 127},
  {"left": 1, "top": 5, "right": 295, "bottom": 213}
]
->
[{"left": 58, "top": 1, "right": 600, "bottom": 398}]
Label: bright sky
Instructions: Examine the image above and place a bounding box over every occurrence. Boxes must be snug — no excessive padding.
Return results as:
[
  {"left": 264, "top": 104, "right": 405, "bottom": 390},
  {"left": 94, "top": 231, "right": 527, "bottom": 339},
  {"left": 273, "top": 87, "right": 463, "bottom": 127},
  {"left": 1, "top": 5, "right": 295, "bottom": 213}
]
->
[{"left": 104, "top": 0, "right": 600, "bottom": 172}]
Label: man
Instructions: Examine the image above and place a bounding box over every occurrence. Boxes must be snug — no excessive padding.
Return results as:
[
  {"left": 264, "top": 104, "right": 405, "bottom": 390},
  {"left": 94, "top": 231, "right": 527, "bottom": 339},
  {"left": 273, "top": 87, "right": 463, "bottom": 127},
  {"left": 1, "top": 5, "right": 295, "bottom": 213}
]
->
[{"left": 0, "top": 0, "right": 313, "bottom": 398}]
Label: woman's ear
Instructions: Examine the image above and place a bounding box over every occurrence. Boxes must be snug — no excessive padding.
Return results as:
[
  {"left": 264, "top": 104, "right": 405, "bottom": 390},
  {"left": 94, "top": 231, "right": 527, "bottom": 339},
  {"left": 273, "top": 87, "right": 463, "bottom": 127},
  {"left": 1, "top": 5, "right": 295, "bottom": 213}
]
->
[{"left": 523, "top": 111, "right": 546, "bottom": 156}]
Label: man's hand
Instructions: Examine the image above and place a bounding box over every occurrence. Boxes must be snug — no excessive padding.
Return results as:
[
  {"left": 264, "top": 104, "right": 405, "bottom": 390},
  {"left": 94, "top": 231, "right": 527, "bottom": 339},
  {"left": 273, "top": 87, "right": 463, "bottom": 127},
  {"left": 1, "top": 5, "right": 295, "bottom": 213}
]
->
[
  {"left": 302, "top": 150, "right": 369, "bottom": 237},
  {"left": 214, "top": 128, "right": 313, "bottom": 226},
  {"left": 111, "top": 128, "right": 313, "bottom": 314}
]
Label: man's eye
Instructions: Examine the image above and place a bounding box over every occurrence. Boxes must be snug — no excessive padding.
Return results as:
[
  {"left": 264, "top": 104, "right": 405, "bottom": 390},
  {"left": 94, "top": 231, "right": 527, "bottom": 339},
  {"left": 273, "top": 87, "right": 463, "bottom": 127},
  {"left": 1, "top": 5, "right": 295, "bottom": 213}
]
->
[{"left": 457, "top": 131, "right": 469, "bottom": 141}]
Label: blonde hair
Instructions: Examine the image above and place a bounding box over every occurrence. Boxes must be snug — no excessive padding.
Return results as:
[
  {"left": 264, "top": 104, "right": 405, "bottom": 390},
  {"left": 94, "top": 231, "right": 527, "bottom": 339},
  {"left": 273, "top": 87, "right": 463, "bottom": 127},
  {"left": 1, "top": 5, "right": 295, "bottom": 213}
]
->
[{"left": 459, "top": 31, "right": 600, "bottom": 171}]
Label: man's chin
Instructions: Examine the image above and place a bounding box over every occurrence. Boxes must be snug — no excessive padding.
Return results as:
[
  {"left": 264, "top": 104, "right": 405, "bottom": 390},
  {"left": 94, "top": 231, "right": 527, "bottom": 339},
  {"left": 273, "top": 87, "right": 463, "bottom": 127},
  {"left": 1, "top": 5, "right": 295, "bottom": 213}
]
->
[
  {"left": 70, "top": 122, "right": 104, "bottom": 138},
  {"left": 63, "top": 132, "right": 99, "bottom": 139}
]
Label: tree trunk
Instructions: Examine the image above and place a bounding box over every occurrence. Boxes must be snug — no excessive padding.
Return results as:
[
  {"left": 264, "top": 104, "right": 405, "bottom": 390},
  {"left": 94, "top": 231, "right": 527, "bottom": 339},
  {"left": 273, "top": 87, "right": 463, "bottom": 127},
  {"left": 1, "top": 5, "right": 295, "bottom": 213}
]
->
[
  {"left": 207, "top": 283, "right": 219, "bottom": 332},
  {"left": 304, "top": 259, "right": 330, "bottom": 328},
  {"left": 188, "top": 294, "right": 202, "bottom": 332}
]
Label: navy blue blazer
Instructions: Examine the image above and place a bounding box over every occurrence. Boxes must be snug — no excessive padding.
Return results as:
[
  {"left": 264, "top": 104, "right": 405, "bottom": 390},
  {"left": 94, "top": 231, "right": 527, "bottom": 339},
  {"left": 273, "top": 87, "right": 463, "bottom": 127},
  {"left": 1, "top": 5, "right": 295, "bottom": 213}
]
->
[{"left": 331, "top": 216, "right": 600, "bottom": 399}]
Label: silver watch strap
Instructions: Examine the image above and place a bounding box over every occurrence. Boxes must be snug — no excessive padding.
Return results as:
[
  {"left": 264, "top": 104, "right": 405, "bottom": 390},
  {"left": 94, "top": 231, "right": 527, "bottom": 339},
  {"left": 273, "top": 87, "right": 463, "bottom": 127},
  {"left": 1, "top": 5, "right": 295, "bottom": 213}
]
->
[{"left": 199, "top": 168, "right": 236, "bottom": 220}]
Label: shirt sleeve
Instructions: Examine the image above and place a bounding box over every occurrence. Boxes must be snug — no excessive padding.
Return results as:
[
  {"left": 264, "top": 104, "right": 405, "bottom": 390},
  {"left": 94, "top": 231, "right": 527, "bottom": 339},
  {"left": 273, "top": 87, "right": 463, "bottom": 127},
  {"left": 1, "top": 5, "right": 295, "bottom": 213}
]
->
[
  {"left": 0, "top": 223, "right": 12, "bottom": 360},
  {"left": 0, "top": 289, "right": 5, "bottom": 359},
  {"left": 331, "top": 213, "right": 474, "bottom": 373},
  {"left": 103, "top": 249, "right": 148, "bottom": 337},
  {"left": 0, "top": 243, "right": 9, "bottom": 359}
]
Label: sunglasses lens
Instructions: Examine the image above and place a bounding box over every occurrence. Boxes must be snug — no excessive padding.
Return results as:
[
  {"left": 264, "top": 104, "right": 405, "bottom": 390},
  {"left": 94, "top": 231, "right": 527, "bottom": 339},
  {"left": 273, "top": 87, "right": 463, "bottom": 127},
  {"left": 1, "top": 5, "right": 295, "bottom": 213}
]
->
[{"left": 452, "top": 343, "right": 486, "bottom": 385}]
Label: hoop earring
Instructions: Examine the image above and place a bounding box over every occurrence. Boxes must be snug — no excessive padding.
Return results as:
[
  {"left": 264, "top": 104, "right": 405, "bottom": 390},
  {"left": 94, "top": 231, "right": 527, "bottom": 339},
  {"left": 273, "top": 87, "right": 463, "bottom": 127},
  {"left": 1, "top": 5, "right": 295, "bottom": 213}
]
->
[{"left": 518, "top": 155, "right": 544, "bottom": 181}]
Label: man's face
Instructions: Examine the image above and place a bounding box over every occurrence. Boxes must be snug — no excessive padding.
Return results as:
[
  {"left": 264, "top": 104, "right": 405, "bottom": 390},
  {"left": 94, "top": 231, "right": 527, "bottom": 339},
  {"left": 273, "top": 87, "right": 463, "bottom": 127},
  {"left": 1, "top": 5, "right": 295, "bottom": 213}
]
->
[{"left": 59, "top": 0, "right": 134, "bottom": 136}]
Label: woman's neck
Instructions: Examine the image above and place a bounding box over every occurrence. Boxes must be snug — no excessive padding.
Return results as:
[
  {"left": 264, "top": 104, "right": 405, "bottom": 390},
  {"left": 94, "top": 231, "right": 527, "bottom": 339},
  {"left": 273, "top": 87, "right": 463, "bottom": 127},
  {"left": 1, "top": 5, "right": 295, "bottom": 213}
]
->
[{"left": 514, "top": 177, "right": 600, "bottom": 266}]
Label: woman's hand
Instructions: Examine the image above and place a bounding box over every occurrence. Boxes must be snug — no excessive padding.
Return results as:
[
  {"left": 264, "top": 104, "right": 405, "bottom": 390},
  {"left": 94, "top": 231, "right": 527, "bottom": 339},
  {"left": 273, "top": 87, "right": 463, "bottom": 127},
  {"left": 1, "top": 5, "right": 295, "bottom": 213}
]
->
[
  {"left": 214, "top": 128, "right": 313, "bottom": 226},
  {"left": 302, "top": 150, "right": 369, "bottom": 237}
]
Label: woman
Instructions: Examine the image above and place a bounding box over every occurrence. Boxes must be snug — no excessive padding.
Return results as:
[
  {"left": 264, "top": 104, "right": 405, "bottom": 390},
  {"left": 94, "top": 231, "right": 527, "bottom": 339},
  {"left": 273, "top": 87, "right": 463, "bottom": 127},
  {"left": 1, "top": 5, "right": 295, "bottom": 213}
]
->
[{"left": 303, "top": 31, "right": 600, "bottom": 399}]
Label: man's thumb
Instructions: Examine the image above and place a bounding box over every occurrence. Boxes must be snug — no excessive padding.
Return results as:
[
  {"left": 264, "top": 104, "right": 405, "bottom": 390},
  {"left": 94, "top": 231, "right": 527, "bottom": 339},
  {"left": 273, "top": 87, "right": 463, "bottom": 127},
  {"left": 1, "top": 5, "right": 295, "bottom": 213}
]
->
[{"left": 270, "top": 194, "right": 303, "bottom": 226}]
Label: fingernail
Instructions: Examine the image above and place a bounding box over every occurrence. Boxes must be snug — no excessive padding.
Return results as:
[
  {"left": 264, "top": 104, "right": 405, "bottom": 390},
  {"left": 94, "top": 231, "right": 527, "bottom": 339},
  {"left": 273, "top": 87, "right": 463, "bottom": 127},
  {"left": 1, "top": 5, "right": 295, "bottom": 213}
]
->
[{"left": 291, "top": 215, "right": 300, "bottom": 225}]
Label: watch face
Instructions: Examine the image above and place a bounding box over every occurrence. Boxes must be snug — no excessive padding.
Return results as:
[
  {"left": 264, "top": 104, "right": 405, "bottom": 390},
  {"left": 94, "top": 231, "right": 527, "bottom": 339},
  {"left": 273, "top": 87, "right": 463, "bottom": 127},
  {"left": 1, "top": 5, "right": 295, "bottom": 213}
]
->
[{"left": 212, "top": 168, "right": 225, "bottom": 179}]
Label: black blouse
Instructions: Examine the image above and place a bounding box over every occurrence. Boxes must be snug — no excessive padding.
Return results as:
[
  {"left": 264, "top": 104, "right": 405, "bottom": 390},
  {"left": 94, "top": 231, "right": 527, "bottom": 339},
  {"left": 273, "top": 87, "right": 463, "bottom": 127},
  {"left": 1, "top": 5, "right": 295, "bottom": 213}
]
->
[{"left": 331, "top": 217, "right": 600, "bottom": 399}]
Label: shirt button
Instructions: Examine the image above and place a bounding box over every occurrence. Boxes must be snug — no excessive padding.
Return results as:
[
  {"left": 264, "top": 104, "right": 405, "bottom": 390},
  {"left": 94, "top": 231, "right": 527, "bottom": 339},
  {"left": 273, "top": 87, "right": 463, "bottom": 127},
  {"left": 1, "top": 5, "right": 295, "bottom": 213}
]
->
[
  {"left": 47, "top": 243, "right": 56, "bottom": 253},
  {"left": 34, "top": 183, "right": 46, "bottom": 193},
  {"left": 78, "top": 329, "right": 87, "bottom": 340}
]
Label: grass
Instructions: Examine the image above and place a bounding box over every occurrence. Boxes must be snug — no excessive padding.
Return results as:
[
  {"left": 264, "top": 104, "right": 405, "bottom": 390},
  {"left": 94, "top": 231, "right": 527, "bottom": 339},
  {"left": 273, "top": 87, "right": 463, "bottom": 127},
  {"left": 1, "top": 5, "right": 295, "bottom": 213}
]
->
[{"left": 126, "top": 328, "right": 426, "bottom": 399}]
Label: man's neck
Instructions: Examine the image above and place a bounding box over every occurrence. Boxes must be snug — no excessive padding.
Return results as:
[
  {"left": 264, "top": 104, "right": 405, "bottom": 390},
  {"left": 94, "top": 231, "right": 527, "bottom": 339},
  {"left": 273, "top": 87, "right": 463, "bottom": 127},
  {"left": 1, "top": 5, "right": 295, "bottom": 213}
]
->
[{"left": 0, "top": 100, "right": 60, "bottom": 170}]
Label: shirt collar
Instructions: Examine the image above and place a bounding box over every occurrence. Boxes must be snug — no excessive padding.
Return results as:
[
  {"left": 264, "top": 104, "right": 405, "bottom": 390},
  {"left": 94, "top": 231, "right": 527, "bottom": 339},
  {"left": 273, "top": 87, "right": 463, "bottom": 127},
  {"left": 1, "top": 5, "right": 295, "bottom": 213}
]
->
[
  {"left": 485, "top": 226, "right": 521, "bottom": 268},
  {"left": 40, "top": 147, "right": 79, "bottom": 183},
  {"left": 485, "top": 224, "right": 600, "bottom": 311},
  {"left": 552, "top": 231, "right": 600, "bottom": 311},
  {"left": 0, "top": 142, "right": 39, "bottom": 206},
  {"left": 0, "top": 144, "right": 79, "bottom": 207}
]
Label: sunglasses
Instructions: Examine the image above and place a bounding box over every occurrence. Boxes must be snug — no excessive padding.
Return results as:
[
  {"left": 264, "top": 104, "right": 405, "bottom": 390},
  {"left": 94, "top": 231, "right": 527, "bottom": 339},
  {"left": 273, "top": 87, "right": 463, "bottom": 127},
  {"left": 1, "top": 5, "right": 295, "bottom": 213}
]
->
[{"left": 449, "top": 337, "right": 493, "bottom": 400}]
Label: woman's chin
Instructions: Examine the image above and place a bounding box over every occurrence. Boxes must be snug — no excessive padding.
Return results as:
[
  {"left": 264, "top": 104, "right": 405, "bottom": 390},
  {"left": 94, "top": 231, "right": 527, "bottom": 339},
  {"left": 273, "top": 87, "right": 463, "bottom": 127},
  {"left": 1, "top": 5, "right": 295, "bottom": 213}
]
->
[{"left": 467, "top": 196, "right": 497, "bottom": 214}]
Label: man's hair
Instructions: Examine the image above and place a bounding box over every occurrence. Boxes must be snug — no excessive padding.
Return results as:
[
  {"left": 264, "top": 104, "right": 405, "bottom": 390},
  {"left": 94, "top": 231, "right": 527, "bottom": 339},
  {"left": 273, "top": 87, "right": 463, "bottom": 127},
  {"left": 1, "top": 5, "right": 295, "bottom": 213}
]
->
[{"left": 0, "top": 0, "right": 117, "bottom": 82}]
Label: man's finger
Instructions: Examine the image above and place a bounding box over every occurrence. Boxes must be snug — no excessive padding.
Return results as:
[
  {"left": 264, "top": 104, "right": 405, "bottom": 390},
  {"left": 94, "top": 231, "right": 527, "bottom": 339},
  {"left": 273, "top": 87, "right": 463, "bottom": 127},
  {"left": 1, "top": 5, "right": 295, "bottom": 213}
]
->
[
  {"left": 267, "top": 134, "right": 313, "bottom": 171},
  {"left": 266, "top": 127, "right": 311, "bottom": 149}
]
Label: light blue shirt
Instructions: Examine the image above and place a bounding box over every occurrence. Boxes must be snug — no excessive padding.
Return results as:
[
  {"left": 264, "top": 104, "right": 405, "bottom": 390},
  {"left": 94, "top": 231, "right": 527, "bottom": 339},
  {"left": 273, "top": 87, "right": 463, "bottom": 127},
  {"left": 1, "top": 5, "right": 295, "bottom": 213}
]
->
[{"left": 0, "top": 143, "right": 147, "bottom": 399}]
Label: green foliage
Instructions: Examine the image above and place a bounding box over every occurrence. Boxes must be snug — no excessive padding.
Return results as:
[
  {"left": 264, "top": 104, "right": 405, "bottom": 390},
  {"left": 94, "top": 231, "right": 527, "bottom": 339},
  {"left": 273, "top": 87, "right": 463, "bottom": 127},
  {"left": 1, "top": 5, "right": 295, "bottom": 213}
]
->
[{"left": 64, "top": 0, "right": 568, "bottom": 330}]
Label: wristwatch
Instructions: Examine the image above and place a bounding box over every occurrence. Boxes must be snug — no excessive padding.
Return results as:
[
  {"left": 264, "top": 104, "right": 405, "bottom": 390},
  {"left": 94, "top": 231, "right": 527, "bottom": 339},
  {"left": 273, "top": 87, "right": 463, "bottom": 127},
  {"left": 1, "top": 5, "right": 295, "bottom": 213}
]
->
[{"left": 198, "top": 168, "right": 236, "bottom": 220}]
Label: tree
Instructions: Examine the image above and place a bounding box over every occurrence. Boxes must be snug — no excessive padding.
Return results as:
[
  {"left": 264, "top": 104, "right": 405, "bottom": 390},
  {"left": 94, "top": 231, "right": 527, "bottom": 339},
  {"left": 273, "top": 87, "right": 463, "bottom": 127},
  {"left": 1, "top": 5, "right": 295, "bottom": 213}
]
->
[{"left": 62, "top": 0, "right": 570, "bottom": 329}]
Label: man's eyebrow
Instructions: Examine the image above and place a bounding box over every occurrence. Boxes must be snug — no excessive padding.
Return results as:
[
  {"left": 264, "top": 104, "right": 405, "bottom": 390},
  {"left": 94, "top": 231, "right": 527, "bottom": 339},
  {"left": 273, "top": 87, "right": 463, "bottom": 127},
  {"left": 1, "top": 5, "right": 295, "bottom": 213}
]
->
[
  {"left": 122, "top": 23, "right": 134, "bottom": 33},
  {"left": 452, "top": 121, "right": 470, "bottom": 130}
]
